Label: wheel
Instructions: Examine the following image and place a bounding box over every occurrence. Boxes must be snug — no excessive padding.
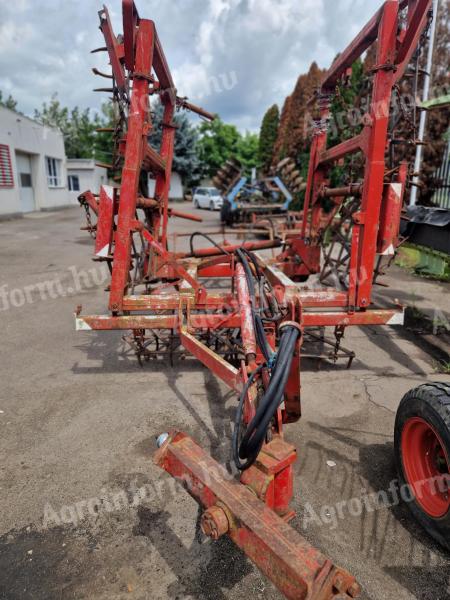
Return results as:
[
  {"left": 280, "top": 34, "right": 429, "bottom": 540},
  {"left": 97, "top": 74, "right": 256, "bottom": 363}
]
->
[
  {"left": 194, "top": 199, "right": 200, "bottom": 209},
  {"left": 220, "top": 201, "right": 232, "bottom": 226},
  {"left": 394, "top": 382, "right": 450, "bottom": 550},
  {"left": 209, "top": 201, "right": 215, "bottom": 211}
]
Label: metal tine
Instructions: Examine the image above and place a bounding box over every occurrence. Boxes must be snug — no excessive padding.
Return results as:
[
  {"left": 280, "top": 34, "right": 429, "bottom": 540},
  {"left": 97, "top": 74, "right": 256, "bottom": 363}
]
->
[
  {"left": 91, "top": 46, "right": 108, "bottom": 53},
  {"left": 93, "top": 87, "right": 116, "bottom": 93},
  {"left": 92, "top": 67, "right": 113, "bottom": 79}
]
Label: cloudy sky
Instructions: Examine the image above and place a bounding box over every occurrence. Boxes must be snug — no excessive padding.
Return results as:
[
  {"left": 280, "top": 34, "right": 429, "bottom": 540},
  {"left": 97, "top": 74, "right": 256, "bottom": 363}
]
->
[{"left": 0, "top": 0, "right": 383, "bottom": 131}]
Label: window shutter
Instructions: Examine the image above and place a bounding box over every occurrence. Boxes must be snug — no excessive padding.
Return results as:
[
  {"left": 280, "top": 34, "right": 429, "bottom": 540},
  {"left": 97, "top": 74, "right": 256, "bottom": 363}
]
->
[{"left": 0, "top": 144, "right": 14, "bottom": 187}]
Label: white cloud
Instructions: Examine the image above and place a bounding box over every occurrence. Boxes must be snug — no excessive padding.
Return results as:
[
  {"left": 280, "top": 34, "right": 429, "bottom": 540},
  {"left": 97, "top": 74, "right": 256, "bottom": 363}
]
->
[{"left": 0, "top": 0, "right": 384, "bottom": 130}]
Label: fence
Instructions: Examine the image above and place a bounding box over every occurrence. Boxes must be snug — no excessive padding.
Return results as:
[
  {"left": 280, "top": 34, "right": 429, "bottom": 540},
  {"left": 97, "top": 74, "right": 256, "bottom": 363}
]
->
[{"left": 431, "top": 135, "right": 450, "bottom": 209}]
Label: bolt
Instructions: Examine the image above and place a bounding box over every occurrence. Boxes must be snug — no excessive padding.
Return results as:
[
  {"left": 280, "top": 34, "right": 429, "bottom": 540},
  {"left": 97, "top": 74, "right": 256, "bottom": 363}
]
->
[
  {"left": 156, "top": 432, "right": 169, "bottom": 448},
  {"left": 333, "top": 576, "right": 346, "bottom": 593},
  {"left": 200, "top": 505, "right": 229, "bottom": 540},
  {"left": 348, "top": 582, "right": 362, "bottom": 597}
]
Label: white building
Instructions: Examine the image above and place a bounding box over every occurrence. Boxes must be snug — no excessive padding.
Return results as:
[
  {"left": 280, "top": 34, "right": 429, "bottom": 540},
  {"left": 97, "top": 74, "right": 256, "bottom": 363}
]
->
[
  {"left": 148, "top": 171, "right": 184, "bottom": 200},
  {"left": 67, "top": 159, "right": 108, "bottom": 202},
  {"left": 0, "top": 106, "right": 69, "bottom": 217}
]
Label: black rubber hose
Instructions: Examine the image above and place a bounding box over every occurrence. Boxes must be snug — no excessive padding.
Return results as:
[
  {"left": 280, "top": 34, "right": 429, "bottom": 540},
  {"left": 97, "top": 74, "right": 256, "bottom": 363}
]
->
[
  {"left": 242, "top": 328, "right": 294, "bottom": 431},
  {"left": 236, "top": 248, "right": 272, "bottom": 362},
  {"left": 232, "top": 364, "right": 265, "bottom": 471},
  {"left": 241, "top": 247, "right": 264, "bottom": 279},
  {"left": 233, "top": 325, "right": 300, "bottom": 471},
  {"left": 189, "top": 232, "right": 230, "bottom": 256},
  {"left": 232, "top": 247, "right": 300, "bottom": 471},
  {"left": 240, "top": 327, "right": 299, "bottom": 460}
]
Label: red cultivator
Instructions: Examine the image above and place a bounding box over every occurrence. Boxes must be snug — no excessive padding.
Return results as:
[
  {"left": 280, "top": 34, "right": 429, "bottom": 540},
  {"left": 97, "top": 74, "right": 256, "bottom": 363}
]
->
[{"left": 76, "top": 1, "right": 450, "bottom": 598}]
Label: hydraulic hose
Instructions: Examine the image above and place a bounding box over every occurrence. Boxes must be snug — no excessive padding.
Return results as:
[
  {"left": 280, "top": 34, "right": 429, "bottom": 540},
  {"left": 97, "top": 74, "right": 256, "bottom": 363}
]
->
[
  {"left": 232, "top": 247, "right": 301, "bottom": 471},
  {"left": 235, "top": 248, "right": 272, "bottom": 362},
  {"left": 232, "top": 364, "right": 265, "bottom": 471},
  {"left": 189, "top": 232, "right": 231, "bottom": 256},
  {"left": 233, "top": 323, "right": 300, "bottom": 471},
  {"left": 238, "top": 325, "right": 299, "bottom": 463}
]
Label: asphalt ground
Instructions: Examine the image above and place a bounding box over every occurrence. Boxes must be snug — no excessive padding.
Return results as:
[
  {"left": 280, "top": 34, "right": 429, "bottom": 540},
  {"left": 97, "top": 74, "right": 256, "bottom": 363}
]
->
[{"left": 0, "top": 204, "right": 449, "bottom": 600}]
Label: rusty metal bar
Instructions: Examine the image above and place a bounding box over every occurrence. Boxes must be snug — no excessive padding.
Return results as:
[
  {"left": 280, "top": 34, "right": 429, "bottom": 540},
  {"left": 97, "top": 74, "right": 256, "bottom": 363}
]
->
[
  {"left": 168, "top": 208, "right": 203, "bottom": 223},
  {"left": 178, "top": 330, "right": 243, "bottom": 391},
  {"left": 176, "top": 97, "right": 216, "bottom": 121},
  {"left": 319, "top": 184, "right": 363, "bottom": 198},
  {"left": 143, "top": 144, "right": 166, "bottom": 173},
  {"left": 155, "top": 432, "right": 361, "bottom": 600},
  {"left": 183, "top": 238, "right": 281, "bottom": 258},
  {"left": 321, "top": 5, "right": 383, "bottom": 90},
  {"left": 395, "top": 0, "right": 433, "bottom": 78},
  {"left": 318, "top": 134, "right": 364, "bottom": 165},
  {"left": 235, "top": 262, "right": 257, "bottom": 361}
]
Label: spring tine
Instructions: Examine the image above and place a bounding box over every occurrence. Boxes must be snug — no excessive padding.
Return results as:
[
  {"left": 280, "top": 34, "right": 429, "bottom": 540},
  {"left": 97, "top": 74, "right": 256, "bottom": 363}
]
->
[
  {"left": 93, "top": 87, "right": 116, "bottom": 93},
  {"left": 95, "top": 127, "right": 115, "bottom": 133},
  {"left": 92, "top": 68, "right": 113, "bottom": 79},
  {"left": 91, "top": 46, "right": 107, "bottom": 53}
]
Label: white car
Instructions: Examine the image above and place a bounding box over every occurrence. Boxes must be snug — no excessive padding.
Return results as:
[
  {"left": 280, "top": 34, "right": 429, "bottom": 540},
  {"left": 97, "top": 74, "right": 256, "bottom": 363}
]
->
[{"left": 193, "top": 187, "right": 223, "bottom": 210}]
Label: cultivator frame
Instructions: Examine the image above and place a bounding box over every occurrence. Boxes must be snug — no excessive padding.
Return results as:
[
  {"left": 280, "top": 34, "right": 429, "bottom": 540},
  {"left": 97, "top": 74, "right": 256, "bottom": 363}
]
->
[{"left": 76, "top": 1, "right": 433, "bottom": 598}]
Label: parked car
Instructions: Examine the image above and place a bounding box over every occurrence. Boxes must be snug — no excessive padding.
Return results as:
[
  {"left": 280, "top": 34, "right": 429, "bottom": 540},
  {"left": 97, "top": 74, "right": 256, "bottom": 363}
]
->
[{"left": 193, "top": 187, "right": 223, "bottom": 210}]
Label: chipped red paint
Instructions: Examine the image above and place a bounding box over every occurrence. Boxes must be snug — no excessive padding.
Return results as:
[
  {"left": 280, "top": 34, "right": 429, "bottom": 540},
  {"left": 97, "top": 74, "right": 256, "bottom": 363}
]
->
[
  {"left": 95, "top": 186, "right": 115, "bottom": 256},
  {"left": 155, "top": 433, "right": 361, "bottom": 600},
  {"left": 235, "top": 263, "right": 257, "bottom": 361}
]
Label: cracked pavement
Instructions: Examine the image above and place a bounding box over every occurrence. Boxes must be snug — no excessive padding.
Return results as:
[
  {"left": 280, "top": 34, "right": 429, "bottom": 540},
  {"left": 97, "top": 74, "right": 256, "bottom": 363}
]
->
[{"left": 0, "top": 205, "right": 449, "bottom": 600}]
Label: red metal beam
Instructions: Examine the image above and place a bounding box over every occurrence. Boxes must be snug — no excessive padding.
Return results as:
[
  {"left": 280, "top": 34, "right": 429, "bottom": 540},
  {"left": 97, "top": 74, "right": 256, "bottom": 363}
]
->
[
  {"left": 354, "top": 0, "right": 399, "bottom": 307},
  {"left": 178, "top": 330, "right": 243, "bottom": 391},
  {"left": 99, "top": 5, "right": 127, "bottom": 94},
  {"left": 122, "top": 0, "right": 140, "bottom": 72},
  {"left": 302, "top": 308, "right": 404, "bottom": 327},
  {"left": 155, "top": 432, "right": 361, "bottom": 600},
  {"left": 395, "top": 0, "right": 433, "bottom": 80},
  {"left": 321, "top": 4, "right": 383, "bottom": 90},
  {"left": 95, "top": 185, "right": 114, "bottom": 256},
  {"left": 235, "top": 263, "right": 257, "bottom": 361},
  {"left": 108, "top": 19, "right": 155, "bottom": 311},
  {"left": 75, "top": 307, "right": 404, "bottom": 331},
  {"left": 153, "top": 29, "right": 175, "bottom": 93},
  {"left": 318, "top": 134, "right": 365, "bottom": 165},
  {"left": 75, "top": 313, "right": 243, "bottom": 331},
  {"left": 143, "top": 144, "right": 166, "bottom": 173}
]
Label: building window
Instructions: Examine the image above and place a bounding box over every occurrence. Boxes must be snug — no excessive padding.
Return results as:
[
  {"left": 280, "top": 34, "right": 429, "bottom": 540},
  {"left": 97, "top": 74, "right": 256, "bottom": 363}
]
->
[
  {"left": 46, "top": 156, "right": 62, "bottom": 187},
  {"left": 20, "top": 173, "right": 32, "bottom": 187},
  {"left": 0, "top": 144, "right": 14, "bottom": 187},
  {"left": 68, "top": 174, "right": 80, "bottom": 192}
]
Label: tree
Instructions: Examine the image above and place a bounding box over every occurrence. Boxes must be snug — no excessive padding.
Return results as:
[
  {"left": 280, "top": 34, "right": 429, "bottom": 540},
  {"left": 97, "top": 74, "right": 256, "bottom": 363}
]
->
[
  {"left": 34, "top": 94, "right": 99, "bottom": 159},
  {"left": 258, "top": 104, "right": 279, "bottom": 172},
  {"left": 0, "top": 91, "right": 18, "bottom": 111},
  {"left": 66, "top": 107, "right": 97, "bottom": 159},
  {"left": 272, "top": 62, "right": 326, "bottom": 166},
  {"left": 34, "top": 94, "right": 69, "bottom": 132},
  {"left": 236, "top": 132, "right": 260, "bottom": 174},
  {"left": 197, "top": 116, "right": 241, "bottom": 177},
  {"left": 328, "top": 58, "right": 364, "bottom": 148},
  {"left": 92, "top": 102, "right": 116, "bottom": 165},
  {"left": 273, "top": 95, "right": 292, "bottom": 165},
  {"left": 149, "top": 101, "right": 205, "bottom": 187}
]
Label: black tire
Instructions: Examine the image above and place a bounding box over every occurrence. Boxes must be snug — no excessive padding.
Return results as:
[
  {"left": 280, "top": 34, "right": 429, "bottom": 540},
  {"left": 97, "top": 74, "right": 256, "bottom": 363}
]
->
[
  {"left": 220, "top": 200, "right": 233, "bottom": 226},
  {"left": 394, "top": 382, "right": 450, "bottom": 551},
  {"left": 194, "top": 199, "right": 200, "bottom": 209},
  {"left": 209, "top": 201, "right": 215, "bottom": 211}
]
